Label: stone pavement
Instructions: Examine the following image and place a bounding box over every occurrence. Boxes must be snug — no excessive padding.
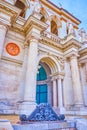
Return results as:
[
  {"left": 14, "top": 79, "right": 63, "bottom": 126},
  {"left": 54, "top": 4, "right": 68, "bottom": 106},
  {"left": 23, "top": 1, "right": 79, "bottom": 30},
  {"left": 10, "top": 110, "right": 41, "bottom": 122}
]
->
[
  {"left": 75, "top": 118, "right": 87, "bottom": 130},
  {"left": 0, "top": 120, "right": 13, "bottom": 130}
]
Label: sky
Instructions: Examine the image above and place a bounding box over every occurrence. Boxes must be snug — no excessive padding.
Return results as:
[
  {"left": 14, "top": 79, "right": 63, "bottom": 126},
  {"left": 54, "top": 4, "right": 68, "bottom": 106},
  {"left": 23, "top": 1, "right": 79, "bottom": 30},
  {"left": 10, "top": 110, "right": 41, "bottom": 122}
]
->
[{"left": 51, "top": 0, "right": 87, "bottom": 32}]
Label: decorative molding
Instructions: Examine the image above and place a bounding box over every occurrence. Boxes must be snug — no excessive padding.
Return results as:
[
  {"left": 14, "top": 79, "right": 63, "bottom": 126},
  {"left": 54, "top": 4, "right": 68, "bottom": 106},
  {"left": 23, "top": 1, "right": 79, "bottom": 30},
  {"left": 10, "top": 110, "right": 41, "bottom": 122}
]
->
[
  {"left": 79, "top": 48, "right": 87, "bottom": 57},
  {"left": 1, "top": 56, "right": 23, "bottom": 66},
  {"left": 0, "top": 0, "right": 21, "bottom": 24},
  {"left": 20, "top": 103, "right": 65, "bottom": 121},
  {"left": 40, "top": 0, "right": 81, "bottom": 25},
  {"left": 51, "top": 72, "right": 65, "bottom": 80}
]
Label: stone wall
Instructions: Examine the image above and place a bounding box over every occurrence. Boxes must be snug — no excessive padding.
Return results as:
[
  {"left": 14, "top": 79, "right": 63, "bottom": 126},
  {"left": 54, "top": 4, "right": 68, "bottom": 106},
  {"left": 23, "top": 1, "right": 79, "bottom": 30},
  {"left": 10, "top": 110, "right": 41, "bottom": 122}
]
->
[{"left": 0, "top": 60, "right": 22, "bottom": 114}]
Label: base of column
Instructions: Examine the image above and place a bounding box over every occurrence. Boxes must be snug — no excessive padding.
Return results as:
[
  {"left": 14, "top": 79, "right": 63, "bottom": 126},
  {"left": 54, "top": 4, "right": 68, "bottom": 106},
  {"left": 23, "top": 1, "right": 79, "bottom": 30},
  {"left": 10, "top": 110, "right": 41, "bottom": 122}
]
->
[
  {"left": 18, "top": 101, "right": 36, "bottom": 115},
  {"left": 54, "top": 107, "right": 65, "bottom": 114},
  {"left": 65, "top": 107, "right": 87, "bottom": 116},
  {"left": 58, "top": 107, "right": 65, "bottom": 114},
  {"left": 74, "top": 103, "right": 83, "bottom": 108}
]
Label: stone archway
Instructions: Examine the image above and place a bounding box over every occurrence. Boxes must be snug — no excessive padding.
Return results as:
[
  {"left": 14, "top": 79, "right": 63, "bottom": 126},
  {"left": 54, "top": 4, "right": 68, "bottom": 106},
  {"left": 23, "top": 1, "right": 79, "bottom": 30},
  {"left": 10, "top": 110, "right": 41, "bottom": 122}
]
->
[{"left": 37, "top": 55, "right": 63, "bottom": 110}]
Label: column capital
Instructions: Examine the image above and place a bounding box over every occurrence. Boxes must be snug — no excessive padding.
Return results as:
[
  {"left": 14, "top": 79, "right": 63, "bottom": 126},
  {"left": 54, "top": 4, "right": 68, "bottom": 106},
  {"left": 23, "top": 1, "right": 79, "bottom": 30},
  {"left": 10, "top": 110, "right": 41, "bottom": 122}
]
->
[
  {"left": 70, "top": 53, "right": 79, "bottom": 61},
  {"left": 51, "top": 72, "right": 65, "bottom": 81},
  {"left": 65, "top": 50, "right": 79, "bottom": 60},
  {"left": 78, "top": 63, "right": 85, "bottom": 68},
  {"left": 27, "top": 32, "right": 40, "bottom": 44},
  {"left": 51, "top": 76, "right": 57, "bottom": 81}
]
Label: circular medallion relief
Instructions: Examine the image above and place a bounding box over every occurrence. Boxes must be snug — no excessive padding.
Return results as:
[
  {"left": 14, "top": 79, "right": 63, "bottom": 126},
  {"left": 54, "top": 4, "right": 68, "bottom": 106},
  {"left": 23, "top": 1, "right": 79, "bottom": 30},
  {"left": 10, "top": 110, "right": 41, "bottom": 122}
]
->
[{"left": 6, "top": 43, "right": 20, "bottom": 56}]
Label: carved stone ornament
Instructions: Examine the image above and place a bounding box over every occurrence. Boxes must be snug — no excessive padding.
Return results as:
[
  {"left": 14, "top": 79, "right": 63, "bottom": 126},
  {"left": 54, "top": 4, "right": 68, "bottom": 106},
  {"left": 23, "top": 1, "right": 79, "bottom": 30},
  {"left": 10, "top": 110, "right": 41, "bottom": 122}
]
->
[
  {"left": 19, "top": 103, "right": 65, "bottom": 122},
  {"left": 6, "top": 43, "right": 20, "bottom": 56}
]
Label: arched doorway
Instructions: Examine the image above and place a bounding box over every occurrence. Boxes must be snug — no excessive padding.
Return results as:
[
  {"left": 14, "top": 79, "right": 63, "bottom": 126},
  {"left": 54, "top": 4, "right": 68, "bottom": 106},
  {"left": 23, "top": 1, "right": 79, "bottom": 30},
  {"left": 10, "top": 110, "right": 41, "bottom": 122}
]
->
[
  {"left": 36, "top": 56, "right": 60, "bottom": 106},
  {"left": 36, "top": 56, "right": 64, "bottom": 113},
  {"left": 36, "top": 65, "right": 48, "bottom": 104}
]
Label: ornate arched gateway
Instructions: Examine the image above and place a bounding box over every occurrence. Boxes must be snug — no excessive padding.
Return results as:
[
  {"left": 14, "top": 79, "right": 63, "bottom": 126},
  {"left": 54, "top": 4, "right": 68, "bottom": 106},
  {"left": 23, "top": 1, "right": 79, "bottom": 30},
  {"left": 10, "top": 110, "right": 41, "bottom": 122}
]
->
[{"left": 37, "top": 56, "right": 65, "bottom": 112}]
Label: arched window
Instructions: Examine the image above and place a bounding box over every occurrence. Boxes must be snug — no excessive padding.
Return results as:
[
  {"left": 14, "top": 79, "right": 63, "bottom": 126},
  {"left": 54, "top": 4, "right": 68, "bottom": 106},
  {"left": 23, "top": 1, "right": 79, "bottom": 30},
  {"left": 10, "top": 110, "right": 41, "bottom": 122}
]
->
[
  {"left": 51, "top": 20, "right": 58, "bottom": 35},
  {"left": 15, "top": 0, "right": 26, "bottom": 17},
  {"left": 40, "top": 15, "right": 46, "bottom": 23},
  {"left": 40, "top": 12, "right": 46, "bottom": 23},
  {"left": 36, "top": 65, "right": 48, "bottom": 104}
]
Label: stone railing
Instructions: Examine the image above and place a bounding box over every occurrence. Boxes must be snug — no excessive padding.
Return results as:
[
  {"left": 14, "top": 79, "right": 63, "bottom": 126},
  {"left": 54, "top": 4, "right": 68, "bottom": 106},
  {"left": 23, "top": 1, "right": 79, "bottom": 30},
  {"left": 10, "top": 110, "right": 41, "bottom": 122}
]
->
[{"left": 42, "top": 31, "right": 60, "bottom": 43}]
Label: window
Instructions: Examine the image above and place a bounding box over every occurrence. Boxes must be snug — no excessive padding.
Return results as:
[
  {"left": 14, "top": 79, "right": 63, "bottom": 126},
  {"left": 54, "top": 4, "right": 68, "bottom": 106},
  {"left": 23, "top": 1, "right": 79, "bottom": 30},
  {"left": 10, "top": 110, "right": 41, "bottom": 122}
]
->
[
  {"left": 36, "top": 65, "right": 48, "bottom": 104},
  {"left": 15, "top": 0, "right": 26, "bottom": 17},
  {"left": 51, "top": 20, "right": 58, "bottom": 35},
  {"left": 36, "top": 84, "right": 47, "bottom": 104}
]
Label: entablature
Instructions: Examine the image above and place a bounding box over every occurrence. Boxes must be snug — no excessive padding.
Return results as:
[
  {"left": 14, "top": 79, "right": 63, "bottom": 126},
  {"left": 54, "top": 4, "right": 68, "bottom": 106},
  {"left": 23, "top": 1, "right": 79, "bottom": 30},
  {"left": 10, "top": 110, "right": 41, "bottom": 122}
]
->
[
  {"left": 0, "top": 0, "right": 21, "bottom": 25},
  {"left": 40, "top": 0, "right": 81, "bottom": 26}
]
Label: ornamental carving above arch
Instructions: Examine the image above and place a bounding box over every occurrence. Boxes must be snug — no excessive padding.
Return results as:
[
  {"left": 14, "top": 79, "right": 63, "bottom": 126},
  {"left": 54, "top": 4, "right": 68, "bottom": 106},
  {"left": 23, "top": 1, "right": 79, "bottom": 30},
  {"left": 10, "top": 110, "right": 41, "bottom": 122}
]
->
[{"left": 6, "top": 43, "right": 20, "bottom": 56}]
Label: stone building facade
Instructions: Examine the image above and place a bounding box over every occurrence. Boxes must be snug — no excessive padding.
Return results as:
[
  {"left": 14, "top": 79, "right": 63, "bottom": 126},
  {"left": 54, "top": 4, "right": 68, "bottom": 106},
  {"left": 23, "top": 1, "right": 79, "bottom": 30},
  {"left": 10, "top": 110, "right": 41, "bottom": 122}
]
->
[{"left": 0, "top": 0, "right": 87, "bottom": 116}]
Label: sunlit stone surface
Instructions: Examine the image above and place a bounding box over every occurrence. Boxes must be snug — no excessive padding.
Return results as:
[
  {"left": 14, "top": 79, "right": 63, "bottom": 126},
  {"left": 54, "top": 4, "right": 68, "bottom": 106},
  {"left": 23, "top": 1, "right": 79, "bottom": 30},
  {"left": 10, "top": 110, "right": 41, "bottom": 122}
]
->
[{"left": 0, "top": 120, "right": 13, "bottom": 130}]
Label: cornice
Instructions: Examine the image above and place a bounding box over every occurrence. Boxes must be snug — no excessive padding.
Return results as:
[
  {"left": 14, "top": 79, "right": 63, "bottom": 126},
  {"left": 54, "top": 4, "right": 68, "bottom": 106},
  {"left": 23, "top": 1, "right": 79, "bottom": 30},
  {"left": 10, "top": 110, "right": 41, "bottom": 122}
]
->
[
  {"left": 1, "top": 56, "right": 23, "bottom": 66},
  {"left": 9, "top": 25, "right": 25, "bottom": 36},
  {"left": 23, "top": 16, "right": 48, "bottom": 36},
  {"left": 79, "top": 48, "right": 87, "bottom": 57},
  {"left": 0, "top": 0, "right": 21, "bottom": 24},
  {"left": 62, "top": 38, "right": 82, "bottom": 52},
  {"left": 40, "top": 0, "right": 81, "bottom": 25},
  {"left": 11, "top": 15, "right": 48, "bottom": 37},
  {"left": 39, "top": 36, "right": 62, "bottom": 52}
]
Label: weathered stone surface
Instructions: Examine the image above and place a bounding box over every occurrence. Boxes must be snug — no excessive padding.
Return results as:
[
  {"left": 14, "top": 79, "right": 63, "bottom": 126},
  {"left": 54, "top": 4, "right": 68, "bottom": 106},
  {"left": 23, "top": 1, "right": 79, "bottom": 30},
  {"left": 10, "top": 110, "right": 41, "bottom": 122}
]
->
[
  {"left": 0, "top": 120, "right": 13, "bottom": 130},
  {"left": 0, "top": 61, "right": 21, "bottom": 114}
]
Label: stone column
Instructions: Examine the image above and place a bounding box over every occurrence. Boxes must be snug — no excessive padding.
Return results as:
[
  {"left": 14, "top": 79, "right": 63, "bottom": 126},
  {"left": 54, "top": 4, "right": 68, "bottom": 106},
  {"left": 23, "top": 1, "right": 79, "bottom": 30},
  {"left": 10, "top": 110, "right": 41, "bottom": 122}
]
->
[
  {"left": 70, "top": 55, "right": 83, "bottom": 106},
  {"left": 20, "top": 38, "right": 38, "bottom": 115},
  {"left": 57, "top": 76, "right": 65, "bottom": 114},
  {"left": 47, "top": 82, "right": 52, "bottom": 106},
  {"left": 57, "top": 78, "right": 63, "bottom": 108},
  {"left": 19, "top": 45, "right": 28, "bottom": 101},
  {"left": 80, "top": 63, "right": 87, "bottom": 106},
  {"left": 85, "top": 63, "right": 87, "bottom": 82},
  {"left": 0, "top": 24, "right": 7, "bottom": 59},
  {"left": 53, "top": 79, "right": 57, "bottom": 108}
]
